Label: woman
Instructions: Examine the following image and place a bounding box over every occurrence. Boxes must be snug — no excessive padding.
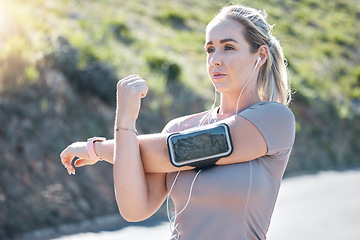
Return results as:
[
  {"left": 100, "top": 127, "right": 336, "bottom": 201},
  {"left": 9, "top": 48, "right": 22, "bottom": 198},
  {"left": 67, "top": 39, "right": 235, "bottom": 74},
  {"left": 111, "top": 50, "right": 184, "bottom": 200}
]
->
[{"left": 60, "top": 4, "right": 295, "bottom": 240}]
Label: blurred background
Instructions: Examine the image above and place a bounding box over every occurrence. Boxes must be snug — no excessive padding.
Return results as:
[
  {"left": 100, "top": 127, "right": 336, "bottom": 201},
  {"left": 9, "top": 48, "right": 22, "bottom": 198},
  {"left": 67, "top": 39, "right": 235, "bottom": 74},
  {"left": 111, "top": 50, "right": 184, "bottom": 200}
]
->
[{"left": 0, "top": 0, "right": 359, "bottom": 239}]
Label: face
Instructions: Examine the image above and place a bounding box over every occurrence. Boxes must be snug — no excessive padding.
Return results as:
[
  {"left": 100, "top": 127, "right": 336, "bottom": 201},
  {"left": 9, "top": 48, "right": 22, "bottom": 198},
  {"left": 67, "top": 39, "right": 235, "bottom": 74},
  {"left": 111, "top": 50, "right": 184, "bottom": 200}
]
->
[{"left": 205, "top": 19, "right": 258, "bottom": 95}]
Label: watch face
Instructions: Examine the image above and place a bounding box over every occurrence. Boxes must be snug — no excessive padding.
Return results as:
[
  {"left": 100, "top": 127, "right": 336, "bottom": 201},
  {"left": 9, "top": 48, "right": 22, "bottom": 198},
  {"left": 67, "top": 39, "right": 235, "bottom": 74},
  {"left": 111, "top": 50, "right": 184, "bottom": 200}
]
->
[{"left": 168, "top": 124, "right": 232, "bottom": 166}]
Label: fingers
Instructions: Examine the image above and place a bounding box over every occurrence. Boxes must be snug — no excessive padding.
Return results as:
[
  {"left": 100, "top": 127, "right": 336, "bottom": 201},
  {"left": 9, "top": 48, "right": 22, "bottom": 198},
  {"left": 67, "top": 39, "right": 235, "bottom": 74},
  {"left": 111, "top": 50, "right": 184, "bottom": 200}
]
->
[
  {"left": 60, "top": 147, "right": 71, "bottom": 168},
  {"left": 117, "top": 75, "right": 148, "bottom": 98},
  {"left": 60, "top": 150, "right": 76, "bottom": 175},
  {"left": 60, "top": 141, "right": 97, "bottom": 175},
  {"left": 74, "top": 158, "right": 95, "bottom": 167},
  {"left": 74, "top": 158, "right": 85, "bottom": 167},
  {"left": 60, "top": 142, "right": 85, "bottom": 175}
]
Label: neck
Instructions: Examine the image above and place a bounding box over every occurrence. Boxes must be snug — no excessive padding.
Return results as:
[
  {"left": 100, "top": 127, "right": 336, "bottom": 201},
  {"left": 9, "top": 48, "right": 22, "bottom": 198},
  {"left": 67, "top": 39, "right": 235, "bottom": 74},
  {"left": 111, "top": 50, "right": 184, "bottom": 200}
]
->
[{"left": 218, "top": 91, "right": 261, "bottom": 115}]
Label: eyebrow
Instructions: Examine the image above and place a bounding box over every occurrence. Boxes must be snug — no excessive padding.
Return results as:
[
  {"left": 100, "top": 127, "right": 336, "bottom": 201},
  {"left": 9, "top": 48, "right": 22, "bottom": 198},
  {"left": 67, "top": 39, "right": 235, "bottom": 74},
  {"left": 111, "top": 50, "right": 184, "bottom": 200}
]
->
[{"left": 205, "top": 38, "right": 239, "bottom": 46}]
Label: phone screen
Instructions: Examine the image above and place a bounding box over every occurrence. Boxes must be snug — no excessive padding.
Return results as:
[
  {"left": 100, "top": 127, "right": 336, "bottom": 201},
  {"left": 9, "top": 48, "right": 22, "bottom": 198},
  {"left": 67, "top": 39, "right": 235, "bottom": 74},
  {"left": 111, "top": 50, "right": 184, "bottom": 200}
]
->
[{"left": 170, "top": 126, "right": 230, "bottom": 163}]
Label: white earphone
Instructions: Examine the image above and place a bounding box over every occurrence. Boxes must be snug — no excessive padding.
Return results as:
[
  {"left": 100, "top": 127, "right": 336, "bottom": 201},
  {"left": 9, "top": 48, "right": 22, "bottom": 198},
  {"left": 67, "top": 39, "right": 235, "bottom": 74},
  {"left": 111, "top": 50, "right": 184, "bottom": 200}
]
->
[{"left": 235, "top": 55, "right": 262, "bottom": 115}]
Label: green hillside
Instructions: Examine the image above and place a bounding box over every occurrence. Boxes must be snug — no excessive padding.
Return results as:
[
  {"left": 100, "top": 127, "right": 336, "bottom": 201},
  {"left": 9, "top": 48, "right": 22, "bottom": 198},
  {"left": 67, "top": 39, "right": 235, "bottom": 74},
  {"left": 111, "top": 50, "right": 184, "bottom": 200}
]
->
[
  {"left": 0, "top": 0, "right": 360, "bottom": 238},
  {"left": 2, "top": 0, "right": 360, "bottom": 111}
]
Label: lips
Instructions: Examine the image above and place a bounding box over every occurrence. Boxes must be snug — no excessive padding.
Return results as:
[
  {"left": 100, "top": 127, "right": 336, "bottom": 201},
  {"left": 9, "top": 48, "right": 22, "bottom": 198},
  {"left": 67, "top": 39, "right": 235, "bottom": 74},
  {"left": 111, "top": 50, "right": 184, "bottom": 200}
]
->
[{"left": 213, "top": 72, "right": 227, "bottom": 80}]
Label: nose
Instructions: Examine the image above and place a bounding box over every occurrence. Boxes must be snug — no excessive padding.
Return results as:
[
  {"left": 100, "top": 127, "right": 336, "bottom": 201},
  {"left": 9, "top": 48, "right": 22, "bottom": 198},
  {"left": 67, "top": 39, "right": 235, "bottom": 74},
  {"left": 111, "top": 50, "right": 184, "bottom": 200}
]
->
[{"left": 209, "top": 50, "right": 222, "bottom": 66}]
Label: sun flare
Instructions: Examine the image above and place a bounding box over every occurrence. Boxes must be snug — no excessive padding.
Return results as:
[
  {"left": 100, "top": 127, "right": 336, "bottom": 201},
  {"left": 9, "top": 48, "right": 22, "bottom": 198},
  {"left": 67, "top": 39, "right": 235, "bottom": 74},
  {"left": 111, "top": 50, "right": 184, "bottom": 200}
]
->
[{"left": 0, "top": 1, "right": 11, "bottom": 39}]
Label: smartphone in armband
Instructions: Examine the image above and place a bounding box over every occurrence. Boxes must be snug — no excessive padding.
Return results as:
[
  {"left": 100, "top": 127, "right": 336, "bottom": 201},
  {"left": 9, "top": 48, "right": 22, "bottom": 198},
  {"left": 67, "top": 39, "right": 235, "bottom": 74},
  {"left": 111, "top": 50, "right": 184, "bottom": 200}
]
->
[{"left": 167, "top": 123, "right": 233, "bottom": 170}]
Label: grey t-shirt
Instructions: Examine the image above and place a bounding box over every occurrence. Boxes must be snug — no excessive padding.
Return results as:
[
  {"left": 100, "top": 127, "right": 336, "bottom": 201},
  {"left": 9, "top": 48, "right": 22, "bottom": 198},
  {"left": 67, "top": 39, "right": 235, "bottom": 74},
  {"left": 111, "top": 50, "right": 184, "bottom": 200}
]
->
[{"left": 164, "top": 102, "right": 296, "bottom": 240}]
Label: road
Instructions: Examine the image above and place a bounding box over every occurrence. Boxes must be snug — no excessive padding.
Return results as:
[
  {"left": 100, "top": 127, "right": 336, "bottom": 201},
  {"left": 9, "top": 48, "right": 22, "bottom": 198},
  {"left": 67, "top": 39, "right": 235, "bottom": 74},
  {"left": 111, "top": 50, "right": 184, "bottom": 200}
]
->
[{"left": 37, "top": 169, "right": 360, "bottom": 240}]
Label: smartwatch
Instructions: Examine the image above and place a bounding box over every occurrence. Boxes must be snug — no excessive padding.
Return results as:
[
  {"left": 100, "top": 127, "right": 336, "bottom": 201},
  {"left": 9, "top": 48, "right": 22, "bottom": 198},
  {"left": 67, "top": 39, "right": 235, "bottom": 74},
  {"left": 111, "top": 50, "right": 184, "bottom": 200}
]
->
[{"left": 86, "top": 137, "right": 106, "bottom": 161}]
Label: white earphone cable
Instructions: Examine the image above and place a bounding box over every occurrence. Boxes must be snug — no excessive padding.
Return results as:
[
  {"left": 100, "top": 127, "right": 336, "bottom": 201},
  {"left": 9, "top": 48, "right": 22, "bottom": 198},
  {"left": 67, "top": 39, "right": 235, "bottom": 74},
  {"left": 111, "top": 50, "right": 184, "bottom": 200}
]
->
[
  {"left": 235, "top": 57, "right": 261, "bottom": 115},
  {"left": 167, "top": 170, "right": 202, "bottom": 240},
  {"left": 167, "top": 87, "right": 215, "bottom": 239},
  {"left": 199, "top": 87, "right": 217, "bottom": 126},
  {"left": 166, "top": 57, "right": 260, "bottom": 239},
  {"left": 167, "top": 171, "right": 180, "bottom": 235}
]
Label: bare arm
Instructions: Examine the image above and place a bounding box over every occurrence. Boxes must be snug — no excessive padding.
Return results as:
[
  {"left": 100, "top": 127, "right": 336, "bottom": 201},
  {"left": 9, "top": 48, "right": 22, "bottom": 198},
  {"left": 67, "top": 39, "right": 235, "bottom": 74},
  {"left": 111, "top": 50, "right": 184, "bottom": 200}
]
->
[
  {"left": 129, "top": 114, "right": 267, "bottom": 172},
  {"left": 89, "top": 113, "right": 267, "bottom": 173},
  {"left": 111, "top": 75, "right": 173, "bottom": 222},
  {"left": 61, "top": 113, "right": 267, "bottom": 174},
  {"left": 60, "top": 75, "right": 267, "bottom": 222}
]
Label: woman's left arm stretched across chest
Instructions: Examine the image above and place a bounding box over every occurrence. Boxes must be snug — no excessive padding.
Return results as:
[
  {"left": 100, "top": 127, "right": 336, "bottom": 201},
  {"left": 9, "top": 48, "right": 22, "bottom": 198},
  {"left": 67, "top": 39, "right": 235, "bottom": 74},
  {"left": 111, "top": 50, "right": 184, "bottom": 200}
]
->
[
  {"left": 136, "top": 114, "right": 267, "bottom": 173},
  {"left": 61, "top": 113, "right": 268, "bottom": 174}
]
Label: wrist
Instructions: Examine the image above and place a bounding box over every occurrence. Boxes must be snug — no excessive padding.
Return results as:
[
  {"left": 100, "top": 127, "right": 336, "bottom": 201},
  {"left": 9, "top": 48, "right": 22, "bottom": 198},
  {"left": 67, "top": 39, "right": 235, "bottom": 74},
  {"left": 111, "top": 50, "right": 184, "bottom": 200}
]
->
[
  {"left": 94, "top": 141, "right": 111, "bottom": 163},
  {"left": 115, "top": 117, "right": 136, "bottom": 130},
  {"left": 115, "top": 108, "right": 137, "bottom": 128},
  {"left": 114, "top": 127, "right": 138, "bottom": 135},
  {"left": 86, "top": 137, "right": 106, "bottom": 161}
]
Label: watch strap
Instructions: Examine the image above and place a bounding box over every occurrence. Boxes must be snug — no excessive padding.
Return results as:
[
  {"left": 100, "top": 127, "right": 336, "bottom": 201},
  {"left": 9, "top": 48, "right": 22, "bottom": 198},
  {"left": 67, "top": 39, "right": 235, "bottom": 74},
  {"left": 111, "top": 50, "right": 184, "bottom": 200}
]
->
[{"left": 86, "top": 137, "right": 106, "bottom": 161}]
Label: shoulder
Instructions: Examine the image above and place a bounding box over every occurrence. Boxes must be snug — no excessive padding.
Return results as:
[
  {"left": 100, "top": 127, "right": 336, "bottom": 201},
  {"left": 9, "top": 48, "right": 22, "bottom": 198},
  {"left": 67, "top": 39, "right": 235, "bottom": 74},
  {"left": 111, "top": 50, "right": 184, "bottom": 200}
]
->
[
  {"left": 162, "top": 111, "right": 209, "bottom": 134},
  {"left": 239, "top": 101, "right": 296, "bottom": 154},
  {"left": 246, "top": 101, "right": 294, "bottom": 114},
  {"left": 241, "top": 101, "right": 295, "bottom": 124}
]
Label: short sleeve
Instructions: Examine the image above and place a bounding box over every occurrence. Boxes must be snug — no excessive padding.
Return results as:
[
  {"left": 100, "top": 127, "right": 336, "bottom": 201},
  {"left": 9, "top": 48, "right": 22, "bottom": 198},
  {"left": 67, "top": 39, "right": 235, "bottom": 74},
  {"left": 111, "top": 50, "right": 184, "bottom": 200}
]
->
[
  {"left": 161, "top": 119, "right": 180, "bottom": 134},
  {"left": 240, "top": 102, "right": 296, "bottom": 156},
  {"left": 161, "top": 111, "right": 209, "bottom": 134}
]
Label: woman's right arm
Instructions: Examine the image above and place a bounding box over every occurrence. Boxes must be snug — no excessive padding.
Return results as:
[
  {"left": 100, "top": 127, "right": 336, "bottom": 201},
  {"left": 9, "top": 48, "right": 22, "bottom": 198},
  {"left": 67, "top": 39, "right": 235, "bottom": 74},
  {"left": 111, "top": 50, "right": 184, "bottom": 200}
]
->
[{"left": 60, "top": 133, "right": 192, "bottom": 175}]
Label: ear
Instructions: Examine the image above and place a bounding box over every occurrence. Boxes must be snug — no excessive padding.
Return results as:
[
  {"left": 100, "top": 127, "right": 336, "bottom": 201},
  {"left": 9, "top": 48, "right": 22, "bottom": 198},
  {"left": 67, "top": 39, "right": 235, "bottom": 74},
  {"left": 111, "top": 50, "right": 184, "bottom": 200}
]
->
[{"left": 256, "top": 45, "right": 269, "bottom": 67}]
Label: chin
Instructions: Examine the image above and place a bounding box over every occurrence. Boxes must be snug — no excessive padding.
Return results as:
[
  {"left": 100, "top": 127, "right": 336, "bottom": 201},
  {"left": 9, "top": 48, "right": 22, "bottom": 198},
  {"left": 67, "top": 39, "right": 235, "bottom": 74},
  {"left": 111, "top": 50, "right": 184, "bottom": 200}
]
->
[{"left": 213, "top": 84, "right": 233, "bottom": 94}]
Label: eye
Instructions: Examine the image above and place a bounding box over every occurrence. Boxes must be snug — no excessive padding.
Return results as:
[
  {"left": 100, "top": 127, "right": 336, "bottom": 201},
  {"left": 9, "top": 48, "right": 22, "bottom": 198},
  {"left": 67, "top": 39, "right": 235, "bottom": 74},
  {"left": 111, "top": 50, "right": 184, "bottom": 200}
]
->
[
  {"left": 224, "top": 45, "right": 235, "bottom": 51},
  {"left": 206, "top": 46, "right": 215, "bottom": 54}
]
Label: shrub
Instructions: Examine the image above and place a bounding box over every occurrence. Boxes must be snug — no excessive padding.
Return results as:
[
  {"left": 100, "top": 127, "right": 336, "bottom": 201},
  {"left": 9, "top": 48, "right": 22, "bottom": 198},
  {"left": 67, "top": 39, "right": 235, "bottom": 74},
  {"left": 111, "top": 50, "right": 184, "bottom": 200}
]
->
[
  {"left": 108, "top": 19, "right": 134, "bottom": 44},
  {"left": 75, "top": 61, "right": 118, "bottom": 106},
  {"left": 43, "top": 36, "right": 78, "bottom": 79},
  {"left": 157, "top": 9, "right": 189, "bottom": 30},
  {"left": 145, "top": 54, "right": 181, "bottom": 83},
  {"left": 24, "top": 66, "right": 39, "bottom": 84},
  {"left": 41, "top": 36, "right": 118, "bottom": 105}
]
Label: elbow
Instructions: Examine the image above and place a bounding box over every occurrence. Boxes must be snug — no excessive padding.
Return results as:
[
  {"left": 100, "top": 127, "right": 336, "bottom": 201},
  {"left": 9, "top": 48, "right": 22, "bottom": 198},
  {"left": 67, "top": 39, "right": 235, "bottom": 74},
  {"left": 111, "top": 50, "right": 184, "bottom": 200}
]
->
[
  {"left": 122, "top": 215, "right": 147, "bottom": 223},
  {"left": 118, "top": 206, "right": 149, "bottom": 222},
  {"left": 115, "top": 196, "right": 151, "bottom": 222}
]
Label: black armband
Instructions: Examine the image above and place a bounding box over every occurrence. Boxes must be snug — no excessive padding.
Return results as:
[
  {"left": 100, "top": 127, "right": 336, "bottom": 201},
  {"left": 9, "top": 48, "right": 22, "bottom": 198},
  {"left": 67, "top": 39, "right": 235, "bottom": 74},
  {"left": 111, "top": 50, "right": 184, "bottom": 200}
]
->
[{"left": 167, "top": 123, "right": 233, "bottom": 170}]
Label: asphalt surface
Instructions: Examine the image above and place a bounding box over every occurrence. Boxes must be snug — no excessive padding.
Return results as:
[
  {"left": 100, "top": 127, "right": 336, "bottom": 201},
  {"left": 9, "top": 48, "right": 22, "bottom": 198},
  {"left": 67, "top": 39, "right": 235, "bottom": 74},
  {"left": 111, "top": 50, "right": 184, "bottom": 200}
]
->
[{"left": 54, "top": 169, "right": 360, "bottom": 240}]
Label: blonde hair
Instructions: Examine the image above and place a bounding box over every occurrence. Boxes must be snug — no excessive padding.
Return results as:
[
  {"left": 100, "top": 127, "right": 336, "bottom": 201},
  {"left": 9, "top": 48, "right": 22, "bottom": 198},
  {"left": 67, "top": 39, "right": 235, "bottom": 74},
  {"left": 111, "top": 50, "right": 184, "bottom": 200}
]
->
[{"left": 208, "top": 4, "right": 291, "bottom": 105}]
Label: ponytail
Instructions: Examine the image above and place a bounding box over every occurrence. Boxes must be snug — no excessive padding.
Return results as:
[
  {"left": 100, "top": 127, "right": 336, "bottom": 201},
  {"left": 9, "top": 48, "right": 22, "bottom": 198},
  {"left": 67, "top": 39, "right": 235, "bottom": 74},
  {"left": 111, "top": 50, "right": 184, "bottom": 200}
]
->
[{"left": 258, "top": 37, "right": 291, "bottom": 105}]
